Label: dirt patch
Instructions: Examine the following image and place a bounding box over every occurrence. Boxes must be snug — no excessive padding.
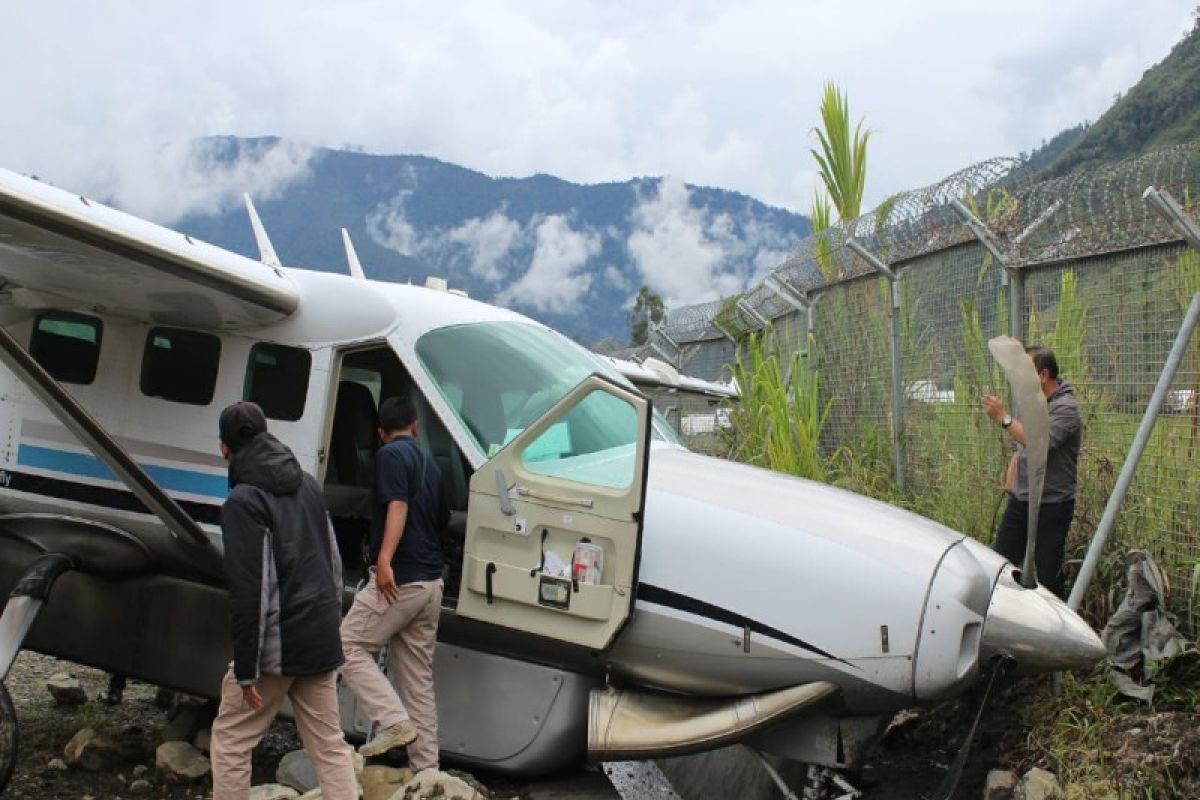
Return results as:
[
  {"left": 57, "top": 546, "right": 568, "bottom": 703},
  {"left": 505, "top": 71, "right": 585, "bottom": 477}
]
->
[
  {"left": 853, "top": 677, "right": 1029, "bottom": 799},
  {"left": 1103, "top": 711, "right": 1200, "bottom": 795},
  {"left": 856, "top": 671, "right": 1200, "bottom": 799}
]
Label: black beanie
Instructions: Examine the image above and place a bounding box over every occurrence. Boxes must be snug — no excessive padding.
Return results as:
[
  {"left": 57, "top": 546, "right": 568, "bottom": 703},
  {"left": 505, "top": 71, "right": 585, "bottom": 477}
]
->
[{"left": 219, "top": 401, "right": 267, "bottom": 452}]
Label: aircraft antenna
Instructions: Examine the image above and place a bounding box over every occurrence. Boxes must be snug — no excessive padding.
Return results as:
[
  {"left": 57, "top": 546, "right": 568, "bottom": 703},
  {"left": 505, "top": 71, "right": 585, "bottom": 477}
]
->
[
  {"left": 341, "top": 229, "right": 366, "bottom": 280},
  {"left": 242, "top": 193, "right": 282, "bottom": 269}
]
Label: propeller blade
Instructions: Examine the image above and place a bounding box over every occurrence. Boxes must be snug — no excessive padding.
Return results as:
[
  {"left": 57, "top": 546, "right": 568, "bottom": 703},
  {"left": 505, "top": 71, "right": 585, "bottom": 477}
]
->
[{"left": 988, "top": 336, "right": 1049, "bottom": 588}]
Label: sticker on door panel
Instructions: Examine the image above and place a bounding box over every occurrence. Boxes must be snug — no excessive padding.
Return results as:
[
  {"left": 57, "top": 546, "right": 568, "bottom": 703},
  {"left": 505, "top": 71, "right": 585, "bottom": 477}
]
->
[{"left": 538, "top": 575, "right": 572, "bottom": 610}]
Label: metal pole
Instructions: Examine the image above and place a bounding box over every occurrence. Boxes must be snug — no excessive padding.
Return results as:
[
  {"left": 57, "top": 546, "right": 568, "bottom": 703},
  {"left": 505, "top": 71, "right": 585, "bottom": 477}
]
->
[
  {"left": 651, "top": 322, "right": 681, "bottom": 354},
  {"left": 1009, "top": 269, "right": 1025, "bottom": 344},
  {"left": 736, "top": 298, "right": 771, "bottom": 329},
  {"left": 1068, "top": 292, "right": 1200, "bottom": 610},
  {"left": 846, "top": 238, "right": 906, "bottom": 492},
  {"left": 949, "top": 199, "right": 1024, "bottom": 341},
  {"left": 765, "top": 276, "right": 813, "bottom": 357},
  {"left": 648, "top": 340, "right": 675, "bottom": 365},
  {"left": 1144, "top": 187, "right": 1200, "bottom": 251},
  {"left": 712, "top": 319, "right": 738, "bottom": 344}
]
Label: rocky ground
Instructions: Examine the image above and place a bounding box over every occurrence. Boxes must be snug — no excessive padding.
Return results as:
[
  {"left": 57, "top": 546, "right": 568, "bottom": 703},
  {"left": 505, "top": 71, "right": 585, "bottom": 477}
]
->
[
  {"left": 2, "top": 652, "right": 612, "bottom": 800},
  {"left": 856, "top": 669, "right": 1200, "bottom": 799},
  {"left": 4, "top": 651, "right": 1196, "bottom": 799}
]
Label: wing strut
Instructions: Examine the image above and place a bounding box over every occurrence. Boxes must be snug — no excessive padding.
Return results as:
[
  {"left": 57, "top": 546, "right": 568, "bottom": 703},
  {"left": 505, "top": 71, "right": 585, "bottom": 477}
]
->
[
  {"left": 243, "top": 193, "right": 282, "bottom": 269},
  {"left": 0, "top": 325, "right": 211, "bottom": 548},
  {"left": 341, "top": 229, "right": 366, "bottom": 280}
]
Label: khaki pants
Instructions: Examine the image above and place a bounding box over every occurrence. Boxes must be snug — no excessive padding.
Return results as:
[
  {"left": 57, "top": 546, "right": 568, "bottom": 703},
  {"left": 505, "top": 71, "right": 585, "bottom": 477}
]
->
[
  {"left": 210, "top": 667, "right": 357, "bottom": 800},
  {"left": 340, "top": 577, "right": 443, "bottom": 771}
]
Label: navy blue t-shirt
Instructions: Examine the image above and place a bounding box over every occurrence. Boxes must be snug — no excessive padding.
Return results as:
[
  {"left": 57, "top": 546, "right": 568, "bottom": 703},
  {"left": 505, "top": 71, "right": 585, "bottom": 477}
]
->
[{"left": 369, "top": 436, "right": 449, "bottom": 584}]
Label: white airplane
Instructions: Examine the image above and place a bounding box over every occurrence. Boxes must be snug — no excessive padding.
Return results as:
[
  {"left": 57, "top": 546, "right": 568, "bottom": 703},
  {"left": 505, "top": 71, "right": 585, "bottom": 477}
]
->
[{"left": 0, "top": 166, "right": 1103, "bottom": 793}]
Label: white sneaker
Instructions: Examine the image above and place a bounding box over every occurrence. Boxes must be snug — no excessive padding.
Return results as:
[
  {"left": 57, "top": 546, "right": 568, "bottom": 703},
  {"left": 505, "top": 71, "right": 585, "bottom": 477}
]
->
[{"left": 359, "top": 719, "right": 418, "bottom": 756}]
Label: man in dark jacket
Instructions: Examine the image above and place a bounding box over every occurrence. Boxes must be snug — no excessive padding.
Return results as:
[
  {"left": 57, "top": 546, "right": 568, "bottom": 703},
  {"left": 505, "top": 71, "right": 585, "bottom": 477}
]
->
[
  {"left": 210, "top": 402, "right": 357, "bottom": 800},
  {"left": 983, "top": 346, "right": 1083, "bottom": 598}
]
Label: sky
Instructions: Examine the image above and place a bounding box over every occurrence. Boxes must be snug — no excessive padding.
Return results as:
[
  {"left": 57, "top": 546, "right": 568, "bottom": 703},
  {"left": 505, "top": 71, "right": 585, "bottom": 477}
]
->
[{"left": 1, "top": 1, "right": 1196, "bottom": 230}]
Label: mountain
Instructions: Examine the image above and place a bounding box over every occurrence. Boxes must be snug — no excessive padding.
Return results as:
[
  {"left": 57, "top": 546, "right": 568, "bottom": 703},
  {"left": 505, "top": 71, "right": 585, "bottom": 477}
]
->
[
  {"left": 170, "top": 137, "right": 810, "bottom": 344},
  {"left": 1033, "top": 15, "right": 1200, "bottom": 178}
]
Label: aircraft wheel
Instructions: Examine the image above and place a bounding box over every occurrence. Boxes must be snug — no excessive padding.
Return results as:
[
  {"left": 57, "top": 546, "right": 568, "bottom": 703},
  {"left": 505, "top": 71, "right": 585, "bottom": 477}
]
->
[{"left": 0, "top": 681, "right": 16, "bottom": 794}]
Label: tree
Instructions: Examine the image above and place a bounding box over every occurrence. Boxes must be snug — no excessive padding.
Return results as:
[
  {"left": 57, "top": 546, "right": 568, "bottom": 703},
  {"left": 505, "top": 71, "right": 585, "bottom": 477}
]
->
[
  {"left": 628, "top": 285, "right": 665, "bottom": 346},
  {"left": 810, "top": 82, "right": 871, "bottom": 221},
  {"left": 809, "top": 82, "right": 870, "bottom": 281}
]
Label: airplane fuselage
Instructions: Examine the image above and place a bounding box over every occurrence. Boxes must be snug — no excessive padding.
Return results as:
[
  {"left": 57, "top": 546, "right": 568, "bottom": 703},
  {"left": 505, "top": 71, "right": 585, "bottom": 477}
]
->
[{"left": 0, "top": 251, "right": 1104, "bottom": 775}]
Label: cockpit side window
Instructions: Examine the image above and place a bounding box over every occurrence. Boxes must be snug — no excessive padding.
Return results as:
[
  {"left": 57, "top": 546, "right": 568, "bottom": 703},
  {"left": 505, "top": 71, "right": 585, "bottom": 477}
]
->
[{"left": 29, "top": 311, "right": 103, "bottom": 385}]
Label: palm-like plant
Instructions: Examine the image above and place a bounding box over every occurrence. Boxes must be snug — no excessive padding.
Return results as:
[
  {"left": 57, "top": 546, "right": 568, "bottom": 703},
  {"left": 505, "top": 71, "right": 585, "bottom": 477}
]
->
[
  {"left": 810, "top": 82, "right": 870, "bottom": 220},
  {"left": 811, "top": 188, "right": 835, "bottom": 280}
]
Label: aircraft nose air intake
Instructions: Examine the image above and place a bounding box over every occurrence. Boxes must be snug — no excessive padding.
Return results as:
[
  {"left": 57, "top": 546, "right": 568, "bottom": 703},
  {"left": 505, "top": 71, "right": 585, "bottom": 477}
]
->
[{"left": 980, "top": 570, "right": 1105, "bottom": 672}]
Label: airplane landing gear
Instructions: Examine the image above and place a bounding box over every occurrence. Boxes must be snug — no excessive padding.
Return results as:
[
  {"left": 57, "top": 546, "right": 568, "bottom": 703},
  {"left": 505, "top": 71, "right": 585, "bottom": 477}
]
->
[
  {"left": 0, "top": 682, "right": 15, "bottom": 793},
  {"left": 0, "top": 553, "right": 80, "bottom": 796}
]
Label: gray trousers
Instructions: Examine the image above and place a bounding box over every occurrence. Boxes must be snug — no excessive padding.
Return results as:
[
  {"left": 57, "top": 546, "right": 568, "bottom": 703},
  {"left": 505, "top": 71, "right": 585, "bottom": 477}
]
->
[{"left": 340, "top": 577, "right": 443, "bottom": 771}]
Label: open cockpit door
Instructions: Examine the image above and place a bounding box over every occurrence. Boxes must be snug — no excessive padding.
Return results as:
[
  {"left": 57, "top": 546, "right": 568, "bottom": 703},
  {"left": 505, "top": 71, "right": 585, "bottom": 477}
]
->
[{"left": 457, "top": 374, "right": 651, "bottom": 650}]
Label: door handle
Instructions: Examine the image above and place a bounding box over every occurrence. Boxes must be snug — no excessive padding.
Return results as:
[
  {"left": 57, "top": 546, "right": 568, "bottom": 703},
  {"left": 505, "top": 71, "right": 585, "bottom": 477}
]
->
[
  {"left": 515, "top": 486, "right": 594, "bottom": 509},
  {"left": 485, "top": 562, "right": 497, "bottom": 604},
  {"left": 495, "top": 469, "right": 516, "bottom": 516}
]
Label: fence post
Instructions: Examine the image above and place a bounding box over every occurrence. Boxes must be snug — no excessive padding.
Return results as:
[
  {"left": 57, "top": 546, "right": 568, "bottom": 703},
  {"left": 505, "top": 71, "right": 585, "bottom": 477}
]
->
[
  {"left": 1069, "top": 188, "right": 1200, "bottom": 609},
  {"left": 648, "top": 322, "right": 681, "bottom": 368},
  {"left": 950, "top": 199, "right": 1023, "bottom": 342},
  {"left": 764, "top": 276, "right": 813, "bottom": 357},
  {"left": 736, "top": 298, "right": 770, "bottom": 329},
  {"left": 1068, "top": 291, "right": 1200, "bottom": 609},
  {"left": 846, "top": 238, "right": 906, "bottom": 493},
  {"left": 1143, "top": 186, "right": 1200, "bottom": 251}
]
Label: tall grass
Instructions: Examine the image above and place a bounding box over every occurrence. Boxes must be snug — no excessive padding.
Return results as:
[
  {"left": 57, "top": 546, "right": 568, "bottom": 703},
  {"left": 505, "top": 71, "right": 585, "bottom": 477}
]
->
[
  {"left": 902, "top": 296, "right": 1010, "bottom": 537},
  {"left": 722, "top": 254, "right": 1199, "bottom": 637},
  {"left": 726, "top": 328, "right": 832, "bottom": 481}
]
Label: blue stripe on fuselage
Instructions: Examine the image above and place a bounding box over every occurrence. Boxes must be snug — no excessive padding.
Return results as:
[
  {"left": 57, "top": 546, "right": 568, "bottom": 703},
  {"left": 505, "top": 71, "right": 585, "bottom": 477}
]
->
[{"left": 17, "top": 444, "right": 228, "bottom": 500}]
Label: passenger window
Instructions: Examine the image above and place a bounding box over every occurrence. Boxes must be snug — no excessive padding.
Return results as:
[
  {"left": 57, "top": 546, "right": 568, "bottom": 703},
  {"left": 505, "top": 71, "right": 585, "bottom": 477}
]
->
[
  {"left": 29, "top": 312, "right": 102, "bottom": 385},
  {"left": 244, "top": 343, "right": 311, "bottom": 421},
  {"left": 140, "top": 327, "right": 221, "bottom": 405},
  {"left": 520, "top": 389, "right": 637, "bottom": 489}
]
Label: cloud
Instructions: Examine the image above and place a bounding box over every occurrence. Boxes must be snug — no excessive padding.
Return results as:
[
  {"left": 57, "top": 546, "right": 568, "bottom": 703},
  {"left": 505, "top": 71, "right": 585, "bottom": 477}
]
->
[
  {"left": 495, "top": 215, "right": 601, "bottom": 314},
  {"left": 626, "top": 177, "right": 797, "bottom": 307},
  {"left": 626, "top": 178, "right": 729, "bottom": 307},
  {"left": 1, "top": 1, "right": 1194, "bottom": 222},
  {"left": 603, "top": 264, "right": 633, "bottom": 292},
  {"left": 366, "top": 185, "right": 422, "bottom": 258},
  {"left": 447, "top": 211, "right": 523, "bottom": 282},
  {"left": 79, "top": 138, "right": 316, "bottom": 224},
  {"left": 366, "top": 189, "right": 600, "bottom": 311},
  {"left": 367, "top": 187, "right": 525, "bottom": 284}
]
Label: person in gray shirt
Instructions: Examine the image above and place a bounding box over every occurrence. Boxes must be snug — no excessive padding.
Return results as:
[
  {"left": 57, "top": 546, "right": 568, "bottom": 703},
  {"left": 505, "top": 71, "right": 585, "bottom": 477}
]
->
[{"left": 982, "top": 346, "right": 1083, "bottom": 598}]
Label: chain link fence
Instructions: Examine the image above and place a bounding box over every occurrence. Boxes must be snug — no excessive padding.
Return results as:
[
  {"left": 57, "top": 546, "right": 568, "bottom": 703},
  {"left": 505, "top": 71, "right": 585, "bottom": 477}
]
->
[{"left": 638, "top": 141, "right": 1200, "bottom": 629}]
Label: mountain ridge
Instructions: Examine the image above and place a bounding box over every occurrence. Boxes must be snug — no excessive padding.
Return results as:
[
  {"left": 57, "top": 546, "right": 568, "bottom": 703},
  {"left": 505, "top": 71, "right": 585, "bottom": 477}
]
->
[
  {"left": 1030, "top": 15, "right": 1200, "bottom": 178},
  {"left": 172, "top": 137, "right": 811, "bottom": 344}
]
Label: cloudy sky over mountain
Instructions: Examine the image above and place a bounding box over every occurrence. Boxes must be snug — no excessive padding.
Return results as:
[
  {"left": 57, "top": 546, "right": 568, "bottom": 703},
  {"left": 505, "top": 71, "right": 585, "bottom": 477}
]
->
[{"left": 2, "top": 1, "right": 1195, "bottom": 221}]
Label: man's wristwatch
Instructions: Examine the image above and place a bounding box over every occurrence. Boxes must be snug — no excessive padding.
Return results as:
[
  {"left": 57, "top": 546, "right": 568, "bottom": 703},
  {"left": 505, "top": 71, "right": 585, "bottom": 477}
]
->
[{"left": 1001, "top": 413, "right": 1013, "bottom": 429}]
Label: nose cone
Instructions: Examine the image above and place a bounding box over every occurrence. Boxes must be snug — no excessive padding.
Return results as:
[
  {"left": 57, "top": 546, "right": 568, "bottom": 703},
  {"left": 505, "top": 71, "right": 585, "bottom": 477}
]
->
[{"left": 980, "top": 570, "right": 1106, "bottom": 671}]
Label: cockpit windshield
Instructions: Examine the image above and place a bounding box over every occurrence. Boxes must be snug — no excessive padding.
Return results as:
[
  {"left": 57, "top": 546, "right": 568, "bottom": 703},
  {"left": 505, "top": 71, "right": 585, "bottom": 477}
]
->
[{"left": 415, "top": 322, "right": 681, "bottom": 458}]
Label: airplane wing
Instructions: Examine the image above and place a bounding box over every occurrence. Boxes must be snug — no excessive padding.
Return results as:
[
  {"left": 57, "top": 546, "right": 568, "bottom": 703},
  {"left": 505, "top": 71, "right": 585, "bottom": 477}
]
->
[
  {"left": 600, "top": 355, "right": 739, "bottom": 399},
  {"left": 0, "top": 168, "right": 299, "bottom": 329}
]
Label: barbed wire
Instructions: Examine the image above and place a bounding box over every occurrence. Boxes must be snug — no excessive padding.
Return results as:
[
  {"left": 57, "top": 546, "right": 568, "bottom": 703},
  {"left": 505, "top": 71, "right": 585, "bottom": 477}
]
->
[{"left": 660, "top": 141, "right": 1200, "bottom": 342}]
